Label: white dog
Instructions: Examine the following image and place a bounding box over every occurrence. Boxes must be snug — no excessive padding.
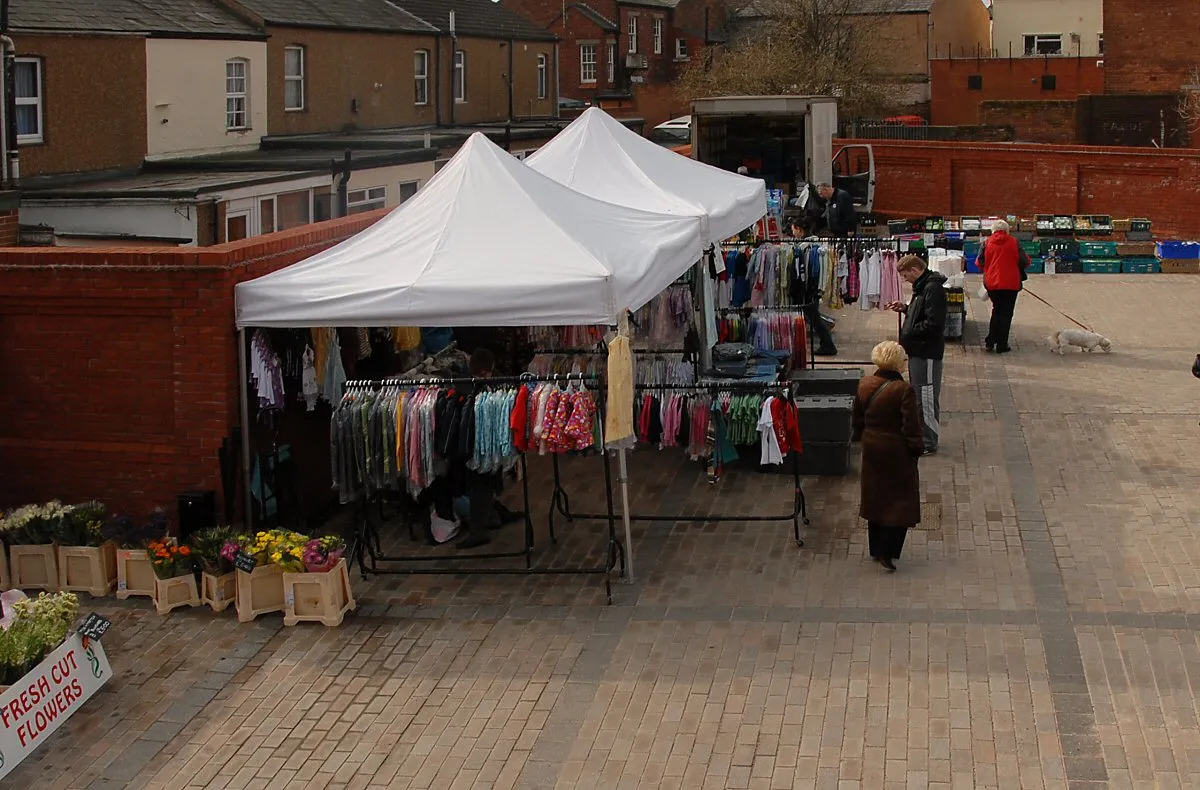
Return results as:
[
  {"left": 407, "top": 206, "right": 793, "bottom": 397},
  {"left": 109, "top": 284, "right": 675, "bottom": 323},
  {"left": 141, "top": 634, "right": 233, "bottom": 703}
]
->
[{"left": 1051, "top": 328, "right": 1112, "bottom": 355}]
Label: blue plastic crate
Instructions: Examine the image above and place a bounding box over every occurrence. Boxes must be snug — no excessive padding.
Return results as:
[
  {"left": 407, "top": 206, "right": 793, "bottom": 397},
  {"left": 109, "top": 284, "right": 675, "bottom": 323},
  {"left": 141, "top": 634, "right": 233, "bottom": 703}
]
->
[
  {"left": 1025, "top": 257, "right": 1045, "bottom": 274},
  {"left": 965, "top": 254, "right": 981, "bottom": 274},
  {"left": 1082, "top": 259, "right": 1122, "bottom": 274},
  {"left": 1156, "top": 241, "right": 1200, "bottom": 260}
]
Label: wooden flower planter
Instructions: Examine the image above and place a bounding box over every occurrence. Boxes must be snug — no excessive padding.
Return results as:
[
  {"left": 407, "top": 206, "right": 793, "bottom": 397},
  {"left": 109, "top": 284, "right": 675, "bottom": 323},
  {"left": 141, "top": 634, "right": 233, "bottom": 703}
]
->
[
  {"left": 153, "top": 573, "right": 201, "bottom": 615},
  {"left": 235, "top": 564, "right": 285, "bottom": 623},
  {"left": 0, "top": 543, "right": 10, "bottom": 592},
  {"left": 116, "top": 549, "right": 155, "bottom": 600},
  {"left": 202, "top": 571, "right": 237, "bottom": 613},
  {"left": 58, "top": 542, "right": 118, "bottom": 597},
  {"left": 9, "top": 544, "right": 59, "bottom": 591},
  {"left": 283, "top": 558, "right": 356, "bottom": 627}
]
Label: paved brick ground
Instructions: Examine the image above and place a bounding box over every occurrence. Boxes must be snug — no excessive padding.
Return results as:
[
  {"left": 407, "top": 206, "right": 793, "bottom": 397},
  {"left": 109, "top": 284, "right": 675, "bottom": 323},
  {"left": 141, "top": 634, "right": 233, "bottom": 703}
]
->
[{"left": 4, "top": 274, "right": 1200, "bottom": 790}]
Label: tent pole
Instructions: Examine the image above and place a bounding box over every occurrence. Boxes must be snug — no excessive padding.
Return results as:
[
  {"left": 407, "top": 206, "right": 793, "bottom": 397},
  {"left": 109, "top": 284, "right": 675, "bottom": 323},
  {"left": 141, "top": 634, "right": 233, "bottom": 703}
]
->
[
  {"left": 237, "top": 328, "right": 253, "bottom": 531},
  {"left": 617, "top": 447, "right": 634, "bottom": 583}
]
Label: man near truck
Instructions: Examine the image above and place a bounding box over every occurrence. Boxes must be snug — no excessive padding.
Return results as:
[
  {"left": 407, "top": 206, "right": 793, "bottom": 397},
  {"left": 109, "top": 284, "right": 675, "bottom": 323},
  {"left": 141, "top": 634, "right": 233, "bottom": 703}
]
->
[{"left": 817, "top": 183, "right": 858, "bottom": 238}]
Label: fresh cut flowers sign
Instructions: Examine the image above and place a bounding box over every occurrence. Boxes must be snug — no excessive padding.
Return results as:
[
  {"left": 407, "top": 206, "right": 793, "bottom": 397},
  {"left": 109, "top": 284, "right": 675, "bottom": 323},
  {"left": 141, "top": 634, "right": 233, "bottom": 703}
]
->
[{"left": 0, "top": 633, "right": 111, "bottom": 779}]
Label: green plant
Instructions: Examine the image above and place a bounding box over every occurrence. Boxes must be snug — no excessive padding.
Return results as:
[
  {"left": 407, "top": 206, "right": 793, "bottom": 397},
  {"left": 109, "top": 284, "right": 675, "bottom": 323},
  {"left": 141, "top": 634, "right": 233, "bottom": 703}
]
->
[
  {"left": 55, "top": 501, "right": 108, "bottom": 546},
  {"left": 0, "top": 591, "right": 79, "bottom": 685},
  {"left": 190, "top": 526, "right": 236, "bottom": 575},
  {"left": 0, "top": 501, "right": 71, "bottom": 545}
]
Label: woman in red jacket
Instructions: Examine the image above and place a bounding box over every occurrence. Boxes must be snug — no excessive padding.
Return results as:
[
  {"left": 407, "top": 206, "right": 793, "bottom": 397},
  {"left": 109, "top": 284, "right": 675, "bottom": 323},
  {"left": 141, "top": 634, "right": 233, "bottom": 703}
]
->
[{"left": 978, "top": 220, "right": 1030, "bottom": 353}]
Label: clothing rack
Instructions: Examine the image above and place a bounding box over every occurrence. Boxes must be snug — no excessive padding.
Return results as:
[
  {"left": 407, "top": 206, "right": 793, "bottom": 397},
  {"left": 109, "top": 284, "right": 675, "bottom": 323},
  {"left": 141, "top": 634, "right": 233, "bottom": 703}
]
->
[
  {"left": 548, "top": 379, "right": 809, "bottom": 548},
  {"left": 340, "top": 372, "right": 625, "bottom": 603}
]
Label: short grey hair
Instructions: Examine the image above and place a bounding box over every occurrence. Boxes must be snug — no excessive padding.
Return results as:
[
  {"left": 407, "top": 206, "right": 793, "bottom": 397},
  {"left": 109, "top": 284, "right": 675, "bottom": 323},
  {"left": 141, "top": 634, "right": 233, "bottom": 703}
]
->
[{"left": 991, "top": 219, "right": 1010, "bottom": 233}]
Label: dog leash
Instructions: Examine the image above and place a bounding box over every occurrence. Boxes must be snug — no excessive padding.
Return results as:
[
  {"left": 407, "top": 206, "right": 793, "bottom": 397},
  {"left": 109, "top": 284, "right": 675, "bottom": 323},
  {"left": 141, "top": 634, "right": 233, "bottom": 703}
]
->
[{"left": 1021, "top": 288, "right": 1094, "bottom": 333}]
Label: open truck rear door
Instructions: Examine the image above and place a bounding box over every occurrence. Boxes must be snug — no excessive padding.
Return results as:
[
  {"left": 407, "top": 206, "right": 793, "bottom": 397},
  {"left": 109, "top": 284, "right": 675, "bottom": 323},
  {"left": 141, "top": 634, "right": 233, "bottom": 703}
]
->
[{"left": 832, "top": 144, "right": 875, "bottom": 213}]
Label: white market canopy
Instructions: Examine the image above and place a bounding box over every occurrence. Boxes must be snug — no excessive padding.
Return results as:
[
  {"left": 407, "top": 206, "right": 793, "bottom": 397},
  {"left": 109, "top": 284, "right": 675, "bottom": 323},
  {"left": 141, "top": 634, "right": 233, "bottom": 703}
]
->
[
  {"left": 234, "top": 132, "right": 705, "bottom": 329},
  {"left": 525, "top": 107, "right": 768, "bottom": 244}
]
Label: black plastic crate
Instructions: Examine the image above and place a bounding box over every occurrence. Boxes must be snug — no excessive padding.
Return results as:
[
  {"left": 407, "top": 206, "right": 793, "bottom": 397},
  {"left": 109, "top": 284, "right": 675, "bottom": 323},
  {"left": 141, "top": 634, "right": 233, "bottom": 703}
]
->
[
  {"left": 797, "top": 442, "right": 853, "bottom": 476},
  {"left": 789, "top": 369, "right": 863, "bottom": 397},
  {"left": 1051, "top": 258, "right": 1084, "bottom": 274},
  {"left": 795, "top": 396, "right": 853, "bottom": 444}
]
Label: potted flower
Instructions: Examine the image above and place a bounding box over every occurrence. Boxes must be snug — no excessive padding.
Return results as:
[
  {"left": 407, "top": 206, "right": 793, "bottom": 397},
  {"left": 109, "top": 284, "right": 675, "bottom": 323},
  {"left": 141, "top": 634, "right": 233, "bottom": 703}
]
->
[
  {"left": 103, "top": 509, "right": 170, "bottom": 600},
  {"left": 231, "top": 530, "right": 309, "bottom": 623},
  {"left": 191, "top": 526, "right": 237, "bottom": 612},
  {"left": 283, "top": 535, "right": 356, "bottom": 627},
  {"left": 0, "top": 590, "right": 79, "bottom": 689},
  {"left": 1, "top": 502, "right": 70, "bottom": 591},
  {"left": 55, "top": 501, "right": 118, "bottom": 597},
  {"left": 148, "top": 539, "right": 200, "bottom": 615}
]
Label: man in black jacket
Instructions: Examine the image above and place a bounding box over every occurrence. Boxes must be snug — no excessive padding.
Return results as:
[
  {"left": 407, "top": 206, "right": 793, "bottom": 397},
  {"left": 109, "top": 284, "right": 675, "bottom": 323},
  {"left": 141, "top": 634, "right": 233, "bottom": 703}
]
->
[
  {"left": 887, "top": 255, "right": 947, "bottom": 455},
  {"left": 817, "top": 183, "right": 859, "bottom": 238}
]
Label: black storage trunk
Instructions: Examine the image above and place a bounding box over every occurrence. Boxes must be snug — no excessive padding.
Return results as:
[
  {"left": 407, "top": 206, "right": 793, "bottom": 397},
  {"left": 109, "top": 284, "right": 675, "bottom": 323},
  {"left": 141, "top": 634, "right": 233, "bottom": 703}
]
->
[
  {"left": 789, "top": 368, "right": 863, "bottom": 398},
  {"left": 797, "top": 441, "right": 853, "bottom": 476},
  {"left": 795, "top": 396, "right": 853, "bottom": 444}
]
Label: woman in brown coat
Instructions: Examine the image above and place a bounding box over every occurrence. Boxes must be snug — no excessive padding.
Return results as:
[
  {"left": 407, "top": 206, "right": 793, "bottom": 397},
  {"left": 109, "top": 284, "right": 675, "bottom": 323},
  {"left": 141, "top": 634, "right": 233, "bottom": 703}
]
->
[{"left": 852, "top": 341, "right": 925, "bottom": 571}]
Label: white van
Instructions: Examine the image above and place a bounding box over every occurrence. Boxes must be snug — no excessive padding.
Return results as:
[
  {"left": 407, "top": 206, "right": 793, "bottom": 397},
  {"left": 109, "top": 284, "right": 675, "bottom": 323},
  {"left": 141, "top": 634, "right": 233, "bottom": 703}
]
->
[{"left": 650, "top": 116, "right": 691, "bottom": 147}]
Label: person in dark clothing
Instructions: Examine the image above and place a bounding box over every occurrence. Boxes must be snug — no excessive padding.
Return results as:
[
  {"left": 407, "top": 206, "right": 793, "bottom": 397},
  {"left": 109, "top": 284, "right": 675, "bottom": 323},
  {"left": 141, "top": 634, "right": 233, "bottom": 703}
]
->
[
  {"left": 977, "top": 219, "right": 1030, "bottom": 354},
  {"left": 790, "top": 221, "right": 838, "bottom": 356},
  {"left": 888, "top": 255, "right": 947, "bottom": 455},
  {"left": 817, "top": 183, "right": 858, "bottom": 238},
  {"left": 456, "top": 348, "right": 522, "bottom": 549}
]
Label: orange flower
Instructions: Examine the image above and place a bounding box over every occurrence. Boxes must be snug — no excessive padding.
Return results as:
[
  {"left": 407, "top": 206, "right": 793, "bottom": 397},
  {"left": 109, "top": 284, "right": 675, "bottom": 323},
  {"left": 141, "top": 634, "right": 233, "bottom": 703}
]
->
[{"left": 179, "top": 546, "right": 191, "bottom": 555}]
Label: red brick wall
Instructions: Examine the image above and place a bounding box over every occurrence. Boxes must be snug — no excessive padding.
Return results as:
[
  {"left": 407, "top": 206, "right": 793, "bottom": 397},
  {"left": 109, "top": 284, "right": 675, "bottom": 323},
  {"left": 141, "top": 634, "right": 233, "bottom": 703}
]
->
[
  {"left": 0, "top": 210, "right": 17, "bottom": 247},
  {"left": 931, "top": 58, "right": 1104, "bottom": 125},
  {"left": 1105, "top": 0, "right": 1200, "bottom": 93},
  {"left": 0, "top": 210, "right": 388, "bottom": 520},
  {"left": 839, "top": 138, "right": 1200, "bottom": 237},
  {"left": 979, "top": 100, "right": 1078, "bottom": 144}
]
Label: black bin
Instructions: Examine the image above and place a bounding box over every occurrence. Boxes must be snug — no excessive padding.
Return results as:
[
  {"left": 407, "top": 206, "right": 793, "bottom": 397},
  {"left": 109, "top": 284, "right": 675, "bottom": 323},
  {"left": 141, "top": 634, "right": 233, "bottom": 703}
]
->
[{"left": 177, "top": 490, "right": 216, "bottom": 541}]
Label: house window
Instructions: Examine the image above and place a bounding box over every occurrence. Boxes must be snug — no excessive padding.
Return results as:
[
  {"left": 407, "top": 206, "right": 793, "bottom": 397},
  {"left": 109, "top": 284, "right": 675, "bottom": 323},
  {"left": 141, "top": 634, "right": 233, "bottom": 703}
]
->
[
  {"left": 1041, "top": 74, "right": 1057, "bottom": 91},
  {"left": 225, "top": 58, "right": 249, "bottom": 130},
  {"left": 277, "top": 190, "right": 311, "bottom": 230},
  {"left": 628, "top": 15, "right": 638, "bottom": 54},
  {"left": 260, "top": 197, "right": 276, "bottom": 234},
  {"left": 967, "top": 74, "right": 983, "bottom": 90},
  {"left": 653, "top": 18, "right": 663, "bottom": 54},
  {"left": 226, "top": 211, "right": 250, "bottom": 242},
  {"left": 284, "top": 46, "right": 305, "bottom": 110},
  {"left": 415, "top": 50, "right": 429, "bottom": 105},
  {"left": 14, "top": 57, "right": 43, "bottom": 143},
  {"left": 1023, "top": 34, "right": 1063, "bottom": 56},
  {"left": 398, "top": 181, "right": 419, "bottom": 203},
  {"left": 454, "top": 50, "right": 466, "bottom": 103},
  {"left": 537, "top": 54, "right": 548, "bottom": 99},
  {"left": 580, "top": 44, "right": 597, "bottom": 83},
  {"left": 607, "top": 42, "right": 616, "bottom": 83},
  {"left": 675, "top": 38, "right": 688, "bottom": 59},
  {"left": 1097, "top": 34, "right": 1104, "bottom": 55},
  {"left": 348, "top": 186, "right": 387, "bottom": 214}
]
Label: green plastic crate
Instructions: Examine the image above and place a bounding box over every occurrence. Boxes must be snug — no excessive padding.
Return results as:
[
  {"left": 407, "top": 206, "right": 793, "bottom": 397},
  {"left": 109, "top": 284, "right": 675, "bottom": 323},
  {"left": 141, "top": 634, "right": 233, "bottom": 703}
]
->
[
  {"left": 1081, "top": 258, "right": 1122, "bottom": 273},
  {"left": 1025, "top": 257, "right": 1045, "bottom": 274},
  {"left": 964, "top": 240, "right": 981, "bottom": 256},
  {"left": 1078, "top": 241, "right": 1118, "bottom": 257},
  {"left": 1121, "top": 257, "right": 1160, "bottom": 274},
  {"left": 1041, "top": 239, "right": 1079, "bottom": 256},
  {"left": 1019, "top": 240, "right": 1040, "bottom": 255}
]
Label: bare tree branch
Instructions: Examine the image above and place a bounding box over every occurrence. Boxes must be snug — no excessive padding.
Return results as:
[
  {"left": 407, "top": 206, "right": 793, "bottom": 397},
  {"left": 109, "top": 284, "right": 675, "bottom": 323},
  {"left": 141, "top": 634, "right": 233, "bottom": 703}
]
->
[
  {"left": 1179, "top": 67, "right": 1200, "bottom": 137},
  {"left": 677, "top": 0, "right": 914, "bottom": 117}
]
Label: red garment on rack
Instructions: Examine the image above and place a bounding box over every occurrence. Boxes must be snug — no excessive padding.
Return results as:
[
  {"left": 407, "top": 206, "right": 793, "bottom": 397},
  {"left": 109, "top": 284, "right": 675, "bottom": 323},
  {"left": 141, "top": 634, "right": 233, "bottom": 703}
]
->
[
  {"left": 511, "top": 385, "right": 531, "bottom": 452},
  {"left": 770, "top": 398, "right": 803, "bottom": 454},
  {"left": 792, "top": 316, "right": 808, "bottom": 370}
]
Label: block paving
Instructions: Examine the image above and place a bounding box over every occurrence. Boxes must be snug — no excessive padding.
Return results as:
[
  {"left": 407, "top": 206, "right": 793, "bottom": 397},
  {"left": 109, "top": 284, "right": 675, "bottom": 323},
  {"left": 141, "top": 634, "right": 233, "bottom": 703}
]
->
[{"left": 4, "top": 274, "right": 1200, "bottom": 790}]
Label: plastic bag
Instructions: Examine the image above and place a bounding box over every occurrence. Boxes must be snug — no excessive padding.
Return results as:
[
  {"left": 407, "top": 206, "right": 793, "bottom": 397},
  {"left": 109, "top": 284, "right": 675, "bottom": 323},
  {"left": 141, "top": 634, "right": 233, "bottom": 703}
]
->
[{"left": 977, "top": 286, "right": 990, "bottom": 302}]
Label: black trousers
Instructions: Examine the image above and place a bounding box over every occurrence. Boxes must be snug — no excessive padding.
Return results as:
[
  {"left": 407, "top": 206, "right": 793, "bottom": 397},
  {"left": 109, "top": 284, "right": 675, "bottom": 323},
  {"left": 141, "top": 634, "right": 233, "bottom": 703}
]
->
[
  {"left": 987, "top": 289, "right": 1019, "bottom": 350},
  {"left": 868, "top": 522, "right": 909, "bottom": 560},
  {"left": 465, "top": 470, "right": 500, "bottom": 538},
  {"left": 803, "top": 301, "right": 837, "bottom": 352}
]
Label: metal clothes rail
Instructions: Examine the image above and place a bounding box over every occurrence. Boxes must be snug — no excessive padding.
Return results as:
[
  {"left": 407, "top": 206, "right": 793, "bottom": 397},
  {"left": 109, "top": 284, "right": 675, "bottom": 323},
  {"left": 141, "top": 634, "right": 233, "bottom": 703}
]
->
[
  {"left": 547, "top": 380, "right": 810, "bottom": 548},
  {"left": 338, "top": 373, "right": 625, "bottom": 603}
]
